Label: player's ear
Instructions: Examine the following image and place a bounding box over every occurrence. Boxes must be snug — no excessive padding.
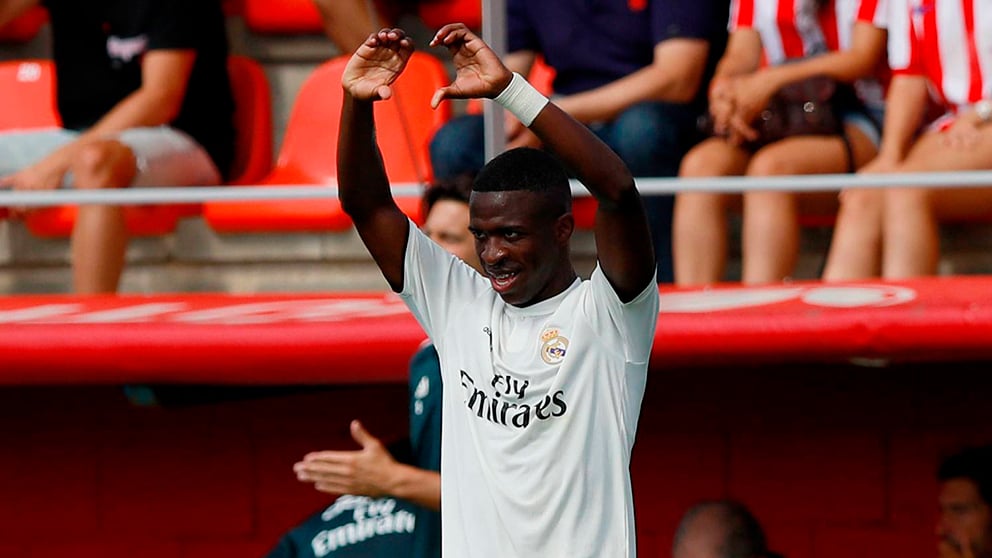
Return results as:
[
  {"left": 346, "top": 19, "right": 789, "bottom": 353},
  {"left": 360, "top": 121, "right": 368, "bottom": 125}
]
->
[{"left": 555, "top": 213, "right": 574, "bottom": 244}]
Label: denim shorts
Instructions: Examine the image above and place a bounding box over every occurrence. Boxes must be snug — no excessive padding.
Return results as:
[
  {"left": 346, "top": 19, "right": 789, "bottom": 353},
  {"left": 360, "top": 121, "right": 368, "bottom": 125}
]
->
[{"left": 839, "top": 105, "right": 884, "bottom": 148}]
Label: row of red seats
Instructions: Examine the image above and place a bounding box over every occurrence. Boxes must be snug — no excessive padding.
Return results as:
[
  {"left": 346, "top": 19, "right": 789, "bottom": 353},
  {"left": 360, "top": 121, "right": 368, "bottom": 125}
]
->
[
  {"left": 0, "top": 52, "right": 458, "bottom": 236},
  {"left": 0, "top": 2, "right": 591, "bottom": 236},
  {"left": 0, "top": 1, "right": 481, "bottom": 44},
  {"left": 0, "top": 53, "right": 582, "bottom": 236},
  {"left": 240, "top": 0, "right": 481, "bottom": 36}
]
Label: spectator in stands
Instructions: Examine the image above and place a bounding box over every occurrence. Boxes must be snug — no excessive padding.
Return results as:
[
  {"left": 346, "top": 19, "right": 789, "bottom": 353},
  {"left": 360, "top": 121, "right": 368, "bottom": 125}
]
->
[
  {"left": 936, "top": 445, "right": 992, "bottom": 558},
  {"left": 672, "top": 500, "right": 783, "bottom": 558},
  {"left": 312, "top": 0, "right": 420, "bottom": 54},
  {"left": 274, "top": 175, "right": 479, "bottom": 558},
  {"left": 0, "top": 0, "right": 235, "bottom": 294},
  {"left": 673, "top": 0, "right": 887, "bottom": 286},
  {"left": 822, "top": 0, "right": 992, "bottom": 281},
  {"left": 427, "top": 0, "right": 731, "bottom": 283}
]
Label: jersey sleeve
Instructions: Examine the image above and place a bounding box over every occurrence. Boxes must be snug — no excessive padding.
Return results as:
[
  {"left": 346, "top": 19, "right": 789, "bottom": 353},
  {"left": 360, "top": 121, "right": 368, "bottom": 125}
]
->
[
  {"left": 582, "top": 265, "right": 659, "bottom": 365},
  {"left": 652, "top": 0, "right": 729, "bottom": 43},
  {"left": 857, "top": 0, "right": 889, "bottom": 28},
  {"left": 886, "top": 0, "right": 923, "bottom": 75},
  {"left": 400, "top": 220, "right": 490, "bottom": 342},
  {"left": 728, "top": 0, "right": 756, "bottom": 32},
  {"left": 507, "top": 0, "right": 540, "bottom": 54},
  {"left": 145, "top": 0, "right": 201, "bottom": 50}
]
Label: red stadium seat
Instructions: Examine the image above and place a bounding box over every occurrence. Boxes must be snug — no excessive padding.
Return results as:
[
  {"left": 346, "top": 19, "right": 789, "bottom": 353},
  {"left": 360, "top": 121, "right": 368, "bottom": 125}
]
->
[
  {"left": 418, "top": 0, "right": 481, "bottom": 31},
  {"left": 243, "top": 0, "right": 323, "bottom": 34},
  {"left": 0, "top": 59, "right": 60, "bottom": 221},
  {"left": 203, "top": 51, "right": 451, "bottom": 232},
  {"left": 0, "top": 59, "right": 59, "bottom": 130},
  {"left": 24, "top": 56, "right": 274, "bottom": 238},
  {"left": 227, "top": 55, "right": 274, "bottom": 185},
  {"left": 0, "top": 6, "right": 47, "bottom": 43},
  {"left": 242, "top": 0, "right": 478, "bottom": 36}
]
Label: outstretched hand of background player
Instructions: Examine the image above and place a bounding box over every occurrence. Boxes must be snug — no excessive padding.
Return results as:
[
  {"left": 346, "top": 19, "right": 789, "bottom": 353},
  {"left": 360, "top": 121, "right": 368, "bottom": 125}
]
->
[
  {"left": 429, "top": 23, "right": 513, "bottom": 109},
  {"left": 341, "top": 28, "right": 414, "bottom": 102},
  {"left": 294, "top": 420, "right": 399, "bottom": 498}
]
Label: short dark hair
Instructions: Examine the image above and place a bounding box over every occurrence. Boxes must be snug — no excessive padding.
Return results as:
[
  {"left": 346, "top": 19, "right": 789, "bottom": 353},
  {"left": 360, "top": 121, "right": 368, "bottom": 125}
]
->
[
  {"left": 674, "top": 500, "right": 775, "bottom": 558},
  {"left": 472, "top": 147, "right": 571, "bottom": 216},
  {"left": 423, "top": 173, "right": 474, "bottom": 216},
  {"left": 938, "top": 445, "right": 992, "bottom": 506}
]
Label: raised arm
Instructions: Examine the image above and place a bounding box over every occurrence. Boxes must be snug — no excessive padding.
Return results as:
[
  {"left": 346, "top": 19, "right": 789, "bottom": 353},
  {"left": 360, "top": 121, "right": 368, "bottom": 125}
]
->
[
  {"left": 430, "top": 24, "right": 655, "bottom": 301},
  {"left": 337, "top": 29, "right": 416, "bottom": 292}
]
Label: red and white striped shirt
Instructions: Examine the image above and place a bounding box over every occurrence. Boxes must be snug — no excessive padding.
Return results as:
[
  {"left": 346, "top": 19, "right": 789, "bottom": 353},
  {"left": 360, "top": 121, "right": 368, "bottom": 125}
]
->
[
  {"left": 730, "top": 0, "right": 888, "bottom": 63},
  {"left": 729, "top": 0, "right": 889, "bottom": 106},
  {"left": 730, "top": 0, "right": 828, "bottom": 65},
  {"left": 824, "top": 0, "right": 888, "bottom": 51},
  {"left": 889, "top": 0, "right": 992, "bottom": 112}
]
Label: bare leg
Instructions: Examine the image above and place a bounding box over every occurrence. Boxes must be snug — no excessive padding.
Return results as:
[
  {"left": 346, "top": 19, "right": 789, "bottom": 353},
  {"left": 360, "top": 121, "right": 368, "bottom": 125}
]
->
[
  {"left": 673, "top": 138, "right": 749, "bottom": 286},
  {"left": 882, "top": 125, "right": 992, "bottom": 278},
  {"left": 883, "top": 186, "right": 937, "bottom": 277},
  {"left": 822, "top": 188, "right": 883, "bottom": 280},
  {"left": 741, "top": 190, "right": 799, "bottom": 284},
  {"left": 742, "top": 127, "right": 875, "bottom": 284},
  {"left": 70, "top": 140, "right": 137, "bottom": 294}
]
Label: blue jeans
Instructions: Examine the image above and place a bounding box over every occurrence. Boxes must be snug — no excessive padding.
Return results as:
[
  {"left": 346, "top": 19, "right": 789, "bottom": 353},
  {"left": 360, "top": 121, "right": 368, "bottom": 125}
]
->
[{"left": 429, "top": 101, "right": 701, "bottom": 283}]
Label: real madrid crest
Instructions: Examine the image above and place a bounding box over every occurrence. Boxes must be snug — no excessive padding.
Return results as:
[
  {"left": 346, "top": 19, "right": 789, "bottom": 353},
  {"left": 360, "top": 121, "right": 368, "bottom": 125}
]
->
[{"left": 540, "top": 326, "right": 569, "bottom": 365}]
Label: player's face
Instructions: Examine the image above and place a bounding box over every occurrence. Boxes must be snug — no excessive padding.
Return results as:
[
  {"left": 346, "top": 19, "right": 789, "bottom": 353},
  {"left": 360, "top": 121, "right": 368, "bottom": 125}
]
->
[
  {"left": 469, "top": 190, "right": 572, "bottom": 307},
  {"left": 937, "top": 479, "right": 992, "bottom": 558},
  {"left": 424, "top": 199, "right": 481, "bottom": 272}
]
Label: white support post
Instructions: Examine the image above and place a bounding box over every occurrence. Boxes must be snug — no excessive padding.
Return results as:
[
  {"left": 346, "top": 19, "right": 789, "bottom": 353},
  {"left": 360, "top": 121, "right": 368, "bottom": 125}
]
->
[{"left": 482, "top": 0, "right": 507, "bottom": 164}]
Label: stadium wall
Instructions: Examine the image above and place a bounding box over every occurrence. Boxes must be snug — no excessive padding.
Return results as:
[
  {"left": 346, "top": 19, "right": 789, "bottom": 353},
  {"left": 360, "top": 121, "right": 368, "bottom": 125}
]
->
[{"left": 0, "top": 363, "right": 985, "bottom": 557}]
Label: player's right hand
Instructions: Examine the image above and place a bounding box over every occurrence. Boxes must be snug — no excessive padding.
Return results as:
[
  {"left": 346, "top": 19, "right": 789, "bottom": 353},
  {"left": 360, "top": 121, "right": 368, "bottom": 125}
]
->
[{"left": 341, "top": 28, "right": 414, "bottom": 102}]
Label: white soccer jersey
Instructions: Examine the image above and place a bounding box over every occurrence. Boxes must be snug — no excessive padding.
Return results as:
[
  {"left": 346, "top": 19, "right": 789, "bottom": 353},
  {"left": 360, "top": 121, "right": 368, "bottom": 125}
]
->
[
  {"left": 400, "top": 221, "right": 659, "bottom": 558},
  {"left": 888, "top": 0, "right": 992, "bottom": 111}
]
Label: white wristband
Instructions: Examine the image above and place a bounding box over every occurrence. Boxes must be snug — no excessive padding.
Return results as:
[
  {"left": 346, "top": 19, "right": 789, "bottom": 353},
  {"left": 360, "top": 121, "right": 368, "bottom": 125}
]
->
[{"left": 493, "top": 72, "right": 549, "bottom": 127}]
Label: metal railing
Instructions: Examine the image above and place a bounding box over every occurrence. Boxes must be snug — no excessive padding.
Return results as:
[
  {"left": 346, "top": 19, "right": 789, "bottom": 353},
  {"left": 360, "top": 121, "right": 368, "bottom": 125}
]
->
[{"left": 1, "top": 170, "right": 992, "bottom": 207}]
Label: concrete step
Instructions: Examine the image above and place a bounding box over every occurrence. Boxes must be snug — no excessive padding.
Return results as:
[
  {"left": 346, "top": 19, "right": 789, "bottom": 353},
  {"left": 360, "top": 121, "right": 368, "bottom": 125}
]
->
[
  {"left": 0, "top": 217, "right": 599, "bottom": 294},
  {"left": 3, "top": 216, "right": 992, "bottom": 295}
]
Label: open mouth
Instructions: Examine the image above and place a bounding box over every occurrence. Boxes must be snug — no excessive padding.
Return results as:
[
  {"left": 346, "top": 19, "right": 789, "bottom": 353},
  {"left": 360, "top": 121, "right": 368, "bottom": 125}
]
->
[{"left": 487, "top": 270, "right": 519, "bottom": 293}]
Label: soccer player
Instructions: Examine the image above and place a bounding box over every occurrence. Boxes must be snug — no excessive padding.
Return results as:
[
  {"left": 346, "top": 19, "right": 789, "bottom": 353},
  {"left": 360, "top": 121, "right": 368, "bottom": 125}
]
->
[{"left": 337, "top": 23, "right": 660, "bottom": 557}]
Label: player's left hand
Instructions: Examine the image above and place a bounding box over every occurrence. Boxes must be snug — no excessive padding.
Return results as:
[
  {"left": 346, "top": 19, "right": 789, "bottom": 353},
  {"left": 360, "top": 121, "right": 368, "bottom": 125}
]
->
[{"left": 429, "top": 23, "right": 513, "bottom": 109}]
